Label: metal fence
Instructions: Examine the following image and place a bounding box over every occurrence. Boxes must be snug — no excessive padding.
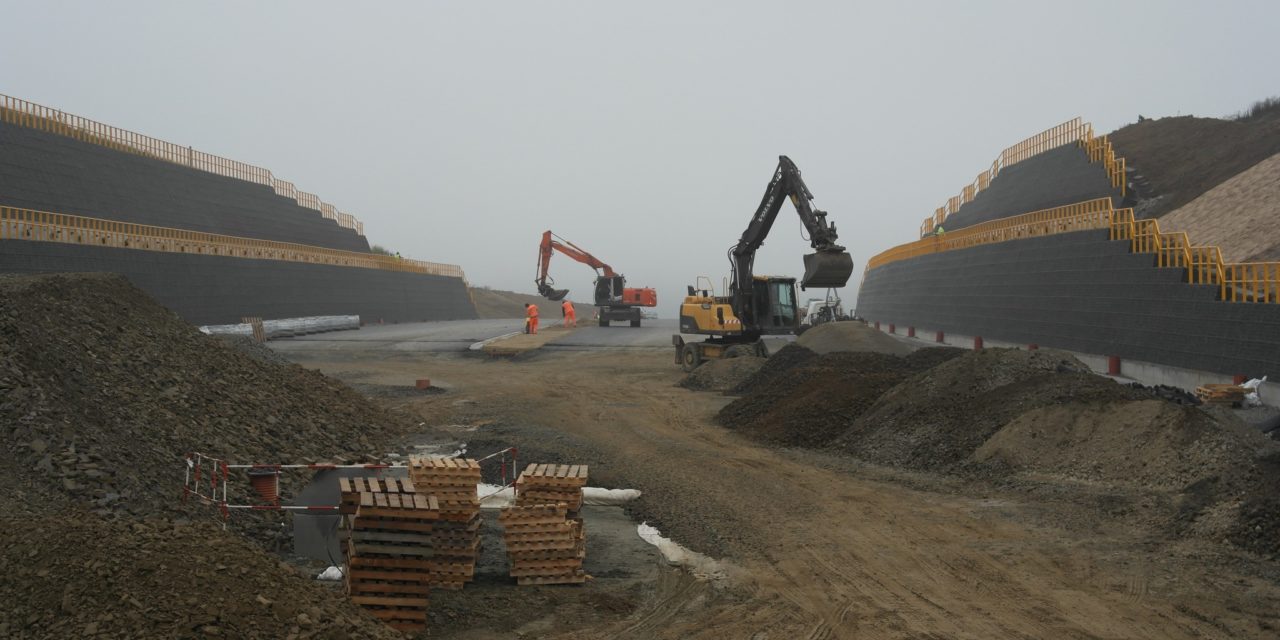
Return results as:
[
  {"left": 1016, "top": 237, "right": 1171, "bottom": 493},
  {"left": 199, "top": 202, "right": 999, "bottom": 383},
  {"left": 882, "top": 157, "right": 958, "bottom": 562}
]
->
[
  {"left": 1, "top": 93, "right": 365, "bottom": 236},
  {"left": 0, "top": 205, "right": 464, "bottom": 278}
]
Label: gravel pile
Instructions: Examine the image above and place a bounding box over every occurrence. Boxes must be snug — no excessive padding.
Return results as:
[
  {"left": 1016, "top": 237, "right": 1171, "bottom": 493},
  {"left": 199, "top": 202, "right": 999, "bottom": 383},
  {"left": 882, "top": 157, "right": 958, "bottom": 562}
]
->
[
  {"left": 679, "top": 356, "right": 766, "bottom": 392},
  {"left": 719, "top": 347, "right": 965, "bottom": 447},
  {"left": 0, "top": 510, "right": 401, "bottom": 639},
  {"left": 795, "top": 321, "right": 914, "bottom": 356},
  {"left": 0, "top": 273, "right": 423, "bottom": 638},
  {"left": 0, "top": 273, "right": 414, "bottom": 520}
]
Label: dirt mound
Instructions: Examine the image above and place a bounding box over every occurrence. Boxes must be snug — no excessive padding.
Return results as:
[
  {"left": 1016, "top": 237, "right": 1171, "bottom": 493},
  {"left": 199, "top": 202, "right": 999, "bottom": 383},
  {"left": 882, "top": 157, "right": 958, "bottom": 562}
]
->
[
  {"left": 731, "top": 344, "right": 818, "bottom": 395},
  {"left": 975, "top": 399, "right": 1263, "bottom": 491},
  {"left": 834, "top": 349, "right": 1116, "bottom": 469},
  {"left": 1158, "top": 153, "right": 1280, "bottom": 262},
  {"left": 796, "top": 321, "right": 914, "bottom": 355},
  {"left": 718, "top": 348, "right": 965, "bottom": 447},
  {"left": 0, "top": 510, "right": 399, "bottom": 640},
  {"left": 1109, "top": 110, "right": 1280, "bottom": 218},
  {"left": 0, "top": 273, "right": 413, "bottom": 520},
  {"left": 679, "top": 356, "right": 766, "bottom": 392}
]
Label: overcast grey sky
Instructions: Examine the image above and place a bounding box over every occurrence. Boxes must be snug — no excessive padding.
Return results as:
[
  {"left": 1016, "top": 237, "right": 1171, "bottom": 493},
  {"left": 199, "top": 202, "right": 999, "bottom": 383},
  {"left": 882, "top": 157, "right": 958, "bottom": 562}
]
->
[{"left": 2, "top": 1, "right": 1277, "bottom": 310}]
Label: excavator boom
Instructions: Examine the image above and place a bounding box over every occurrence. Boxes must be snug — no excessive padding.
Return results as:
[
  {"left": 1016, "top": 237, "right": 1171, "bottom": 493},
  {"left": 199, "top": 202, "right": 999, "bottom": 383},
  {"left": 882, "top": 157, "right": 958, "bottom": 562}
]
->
[{"left": 731, "top": 156, "right": 854, "bottom": 322}]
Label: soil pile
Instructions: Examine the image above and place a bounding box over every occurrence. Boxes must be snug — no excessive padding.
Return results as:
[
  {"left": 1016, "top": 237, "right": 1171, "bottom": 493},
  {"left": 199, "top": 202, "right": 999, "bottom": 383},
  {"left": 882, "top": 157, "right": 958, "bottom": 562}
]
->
[
  {"left": 679, "top": 356, "right": 766, "bottom": 392},
  {"left": 796, "top": 321, "right": 914, "bottom": 355},
  {"left": 0, "top": 509, "right": 400, "bottom": 640},
  {"left": 1109, "top": 109, "right": 1280, "bottom": 218},
  {"left": 835, "top": 349, "right": 1128, "bottom": 469},
  {"left": 0, "top": 273, "right": 414, "bottom": 518},
  {"left": 718, "top": 347, "right": 965, "bottom": 447},
  {"left": 1158, "top": 153, "right": 1280, "bottom": 262},
  {"left": 732, "top": 344, "right": 819, "bottom": 395}
]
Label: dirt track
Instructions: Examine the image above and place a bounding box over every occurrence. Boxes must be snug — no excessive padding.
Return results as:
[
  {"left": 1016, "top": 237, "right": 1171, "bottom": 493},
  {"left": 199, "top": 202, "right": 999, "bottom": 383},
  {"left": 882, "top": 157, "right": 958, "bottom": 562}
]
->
[{"left": 288, "top": 340, "right": 1280, "bottom": 639}]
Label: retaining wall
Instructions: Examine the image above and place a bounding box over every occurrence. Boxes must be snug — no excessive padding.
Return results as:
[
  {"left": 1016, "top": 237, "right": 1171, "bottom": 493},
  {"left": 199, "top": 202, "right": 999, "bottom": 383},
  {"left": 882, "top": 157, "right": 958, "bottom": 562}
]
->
[
  {"left": 0, "top": 121, "right": 370, "bottom": 252},
  {"left": 0, "top": 240, "right": 476, "bottom": 326},
  {"left": 855, "top": 230, "right": 1280, "bottom": 378},
  {"left": 942, "top": 145, "right": 1121, "bottom": 231}
]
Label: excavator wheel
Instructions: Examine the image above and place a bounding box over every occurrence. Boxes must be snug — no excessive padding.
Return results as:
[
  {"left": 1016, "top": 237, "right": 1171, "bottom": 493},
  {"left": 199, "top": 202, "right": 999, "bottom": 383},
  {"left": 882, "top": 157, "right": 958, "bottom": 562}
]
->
[
  {"left": 680, "top": 344, "right": 703, "bottom": 372},
  {"left": 599, "top": 317, "right": 609, "bottom": 327},
  {"left": 630, "top": 319, "right": 641, "bottom": 328}
]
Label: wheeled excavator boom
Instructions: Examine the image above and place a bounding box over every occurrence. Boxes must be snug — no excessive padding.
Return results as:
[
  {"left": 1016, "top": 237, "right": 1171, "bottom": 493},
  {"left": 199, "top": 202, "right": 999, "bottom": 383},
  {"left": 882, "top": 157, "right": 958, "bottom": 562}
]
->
[
  {"left": 674, "top": 156, "right": 854, "bottom": 369},
  {"left": 535, "top": 231, "right": 657, "bottom": 327}
]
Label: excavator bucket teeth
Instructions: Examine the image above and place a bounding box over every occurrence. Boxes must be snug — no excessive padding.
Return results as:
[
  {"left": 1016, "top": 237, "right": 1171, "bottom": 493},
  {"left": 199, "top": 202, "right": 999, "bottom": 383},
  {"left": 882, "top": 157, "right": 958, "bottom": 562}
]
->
[
  {"left": 801, "top": 250, "right": 854, "bottom": 289},
  {"left": 543, "top": 288, "right": 569, "bottom": 301}
]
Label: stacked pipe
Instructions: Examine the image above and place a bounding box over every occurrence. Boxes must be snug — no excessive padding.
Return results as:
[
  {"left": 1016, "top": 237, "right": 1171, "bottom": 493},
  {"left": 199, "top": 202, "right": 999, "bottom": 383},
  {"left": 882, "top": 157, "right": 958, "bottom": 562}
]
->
[
  {"left": 408, "top": 457, "right": 483, "bottom": 589},
  {"left": 338, "top": 477, "right": 438, "bottom": 634},
  {"left": 499, "top": 463, "right": 591, "bottom": 585}
]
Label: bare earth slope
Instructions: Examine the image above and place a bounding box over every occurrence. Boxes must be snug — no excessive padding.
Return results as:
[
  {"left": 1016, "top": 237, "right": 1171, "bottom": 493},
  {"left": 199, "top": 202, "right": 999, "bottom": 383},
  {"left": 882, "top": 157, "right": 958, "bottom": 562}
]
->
[
  {"left": 1159, "top": 152, "right": 1280, "bottom": 262},
  {"left": 470, "top": 287, "right": 594, "bottom": 319},
  {"left": 1109, "top": 110, "right": 1280, "bottom": 218}
]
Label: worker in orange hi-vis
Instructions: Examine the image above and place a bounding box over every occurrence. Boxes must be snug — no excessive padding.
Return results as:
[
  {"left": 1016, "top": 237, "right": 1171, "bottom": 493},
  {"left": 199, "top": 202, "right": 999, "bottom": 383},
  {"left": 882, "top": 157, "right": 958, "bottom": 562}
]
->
[
  {"left": 524, "top": 302, "right": 539, "bottom": 335},
  {"left": 561, "top": 299, "right": 576, "bottom": 328}
]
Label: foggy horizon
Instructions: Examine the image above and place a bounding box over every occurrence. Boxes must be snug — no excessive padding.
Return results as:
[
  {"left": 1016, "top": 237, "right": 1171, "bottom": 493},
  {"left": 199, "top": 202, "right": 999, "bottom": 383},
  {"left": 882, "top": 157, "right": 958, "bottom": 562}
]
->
[{"left": 3, "top": 0, "right": 1277, "bottom": 313}]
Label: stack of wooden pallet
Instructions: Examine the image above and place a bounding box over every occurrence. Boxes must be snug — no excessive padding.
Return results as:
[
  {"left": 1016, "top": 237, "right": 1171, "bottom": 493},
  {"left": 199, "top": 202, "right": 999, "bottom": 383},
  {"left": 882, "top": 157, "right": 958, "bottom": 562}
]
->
[
  {"left": 1196, "top": 383, "right": 1247, "bottom": 405},
  {"left": 499, "top": 463, "right": 590, "bottom": 585},
  {"left": 338, "top": 476, "right": 438, "bottom": 634},
  {"left": 408, "top": 457, "right": 483, "bottom": 590}
]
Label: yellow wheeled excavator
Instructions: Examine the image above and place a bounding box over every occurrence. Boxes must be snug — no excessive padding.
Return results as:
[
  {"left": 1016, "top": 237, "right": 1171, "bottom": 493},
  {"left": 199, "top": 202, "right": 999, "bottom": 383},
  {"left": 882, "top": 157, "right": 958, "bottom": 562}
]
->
[{"left": 673, "top": 156, "right": 854, "bottom": 370}]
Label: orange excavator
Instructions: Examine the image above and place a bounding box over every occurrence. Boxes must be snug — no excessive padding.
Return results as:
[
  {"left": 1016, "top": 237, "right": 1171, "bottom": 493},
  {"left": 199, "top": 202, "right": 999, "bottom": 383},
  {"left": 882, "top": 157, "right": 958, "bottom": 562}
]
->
[{"left": 535, "top": 230, "right": 658, "bottom": 327}]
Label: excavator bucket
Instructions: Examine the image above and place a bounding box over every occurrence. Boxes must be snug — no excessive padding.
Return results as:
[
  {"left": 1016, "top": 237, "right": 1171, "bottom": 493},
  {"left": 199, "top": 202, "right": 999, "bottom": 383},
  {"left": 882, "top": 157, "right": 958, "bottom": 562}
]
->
[
  {"left": 538, "top": 283, "right": 570, "bottom": 301},
  {"left": 801, "top": 250, "right": 854, "bottom": 289}
]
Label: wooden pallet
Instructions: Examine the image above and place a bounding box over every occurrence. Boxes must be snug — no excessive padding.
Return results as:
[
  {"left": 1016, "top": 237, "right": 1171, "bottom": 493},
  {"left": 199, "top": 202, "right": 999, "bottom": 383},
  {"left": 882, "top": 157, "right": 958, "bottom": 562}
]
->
[
  {"left": 1196, "top": 384, "right": 1246, "bottom": 404},
  {"left": 406, "top": 456, "right": 484, "bottom": 587},
  {"left": 500, "top": 494, "right": 591, "bottom": 585},
  {"left": 339, "top": 478, "right": 440, "bottom": 633}
]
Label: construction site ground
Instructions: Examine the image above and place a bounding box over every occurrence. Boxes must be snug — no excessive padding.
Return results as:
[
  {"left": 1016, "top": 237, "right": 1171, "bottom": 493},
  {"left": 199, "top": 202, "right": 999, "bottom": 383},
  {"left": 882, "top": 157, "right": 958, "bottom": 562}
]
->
[{"left": 284, "top": 325, "right": 1280, "bottom": 639}]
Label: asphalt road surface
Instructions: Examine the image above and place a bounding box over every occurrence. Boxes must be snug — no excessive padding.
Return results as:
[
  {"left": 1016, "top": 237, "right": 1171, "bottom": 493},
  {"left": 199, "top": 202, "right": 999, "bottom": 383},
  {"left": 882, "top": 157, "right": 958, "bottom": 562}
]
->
[
  {"left": 268, "top": 318, "right": 523, "bottom": 353},
  {"left": 269, "top": 317, "right": 795, "bottom": 354}
]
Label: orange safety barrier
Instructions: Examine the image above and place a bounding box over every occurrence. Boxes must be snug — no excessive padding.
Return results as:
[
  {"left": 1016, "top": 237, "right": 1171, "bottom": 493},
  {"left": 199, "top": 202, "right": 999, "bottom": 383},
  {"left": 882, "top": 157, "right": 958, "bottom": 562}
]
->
[
  {"left": 875, "top": 199, "right": 1280, "bottom": 304},
  {"left": 0, "top": 93, "right": 365, "bottom": 237},
  {"left": 0, "top": 205, "right": 464, "bottom": 278}
]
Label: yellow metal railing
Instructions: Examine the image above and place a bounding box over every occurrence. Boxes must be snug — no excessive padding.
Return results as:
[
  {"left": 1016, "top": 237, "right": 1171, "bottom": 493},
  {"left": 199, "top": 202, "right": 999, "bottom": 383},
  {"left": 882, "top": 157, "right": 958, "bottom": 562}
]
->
[
  {"left": 875, "top": 199, "right": 1280, "bottom": 304},
  {"left": 0, "top": 93, "right": 365, "bottom": 236},
  {"left": 0, "top": 205, "right": 463, "bottom": 278},
  {"left": 917, "top": 118, "right": 1128, "bottom": 236}
]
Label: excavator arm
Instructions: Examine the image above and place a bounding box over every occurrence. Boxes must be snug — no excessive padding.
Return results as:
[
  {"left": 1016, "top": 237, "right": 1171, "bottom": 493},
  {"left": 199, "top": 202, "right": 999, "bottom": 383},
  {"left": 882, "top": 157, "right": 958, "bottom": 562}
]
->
[
  {"left": 730, "top": 156, "right": 854, "bottom": 321},
  {"left": 535, "top": 230, "right": 618, "bottom": 301}
]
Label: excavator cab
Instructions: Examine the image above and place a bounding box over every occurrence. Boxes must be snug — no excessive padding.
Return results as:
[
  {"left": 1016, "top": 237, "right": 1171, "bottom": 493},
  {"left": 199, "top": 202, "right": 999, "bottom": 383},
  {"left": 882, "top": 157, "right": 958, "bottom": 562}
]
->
[{"left": 749, "top": 276, "right": 800, "bottom": 332}]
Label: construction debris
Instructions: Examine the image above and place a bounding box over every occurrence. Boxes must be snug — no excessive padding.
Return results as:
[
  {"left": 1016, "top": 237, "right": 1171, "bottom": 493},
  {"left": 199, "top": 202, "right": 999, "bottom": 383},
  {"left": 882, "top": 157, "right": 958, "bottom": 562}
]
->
[
  {"left": 339, "top": 476, "right": 438, "bottom": 634},
  {"left": 408, "top": 457, "right": 483, "bottom": 590},
  {"left": 500, "top": 464, "right": 591, "bottom": 585}
]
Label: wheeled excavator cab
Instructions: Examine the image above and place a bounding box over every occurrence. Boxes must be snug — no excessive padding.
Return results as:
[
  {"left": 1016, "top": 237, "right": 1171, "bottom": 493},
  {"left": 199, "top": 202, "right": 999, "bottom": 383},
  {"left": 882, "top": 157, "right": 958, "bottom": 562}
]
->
[{"left": 801, "top": 249, "right": 854, "bottom": 290}]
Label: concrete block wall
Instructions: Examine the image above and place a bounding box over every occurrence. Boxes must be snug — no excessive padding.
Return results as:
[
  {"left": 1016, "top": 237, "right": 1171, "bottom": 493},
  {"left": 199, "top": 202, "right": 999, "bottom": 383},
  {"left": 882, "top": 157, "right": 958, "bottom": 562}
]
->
[
  {"left": 0, "top": 121, "right": 370, "bottom": 252},
  {"left": 943, "top": 145, "right": 1121, "bottom": 231},
  {"left": 855, "top": 230, "right": 1280, "bottom": 378},
  {"left": 0, "top": 240, "right": 477, "bottom": 326}
]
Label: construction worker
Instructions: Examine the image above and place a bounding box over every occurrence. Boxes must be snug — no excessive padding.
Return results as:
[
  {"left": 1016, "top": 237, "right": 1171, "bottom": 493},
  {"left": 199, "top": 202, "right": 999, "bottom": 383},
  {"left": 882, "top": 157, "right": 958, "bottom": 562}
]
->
[
  {"left": 561, "top": 299, "right": 576, "bottom": 328},
  {"left": 524, "top": 302, "right": 539, "bottom": 335},
  {"left": 934, "top": 225, "right": 946, "bottom": 238}
]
